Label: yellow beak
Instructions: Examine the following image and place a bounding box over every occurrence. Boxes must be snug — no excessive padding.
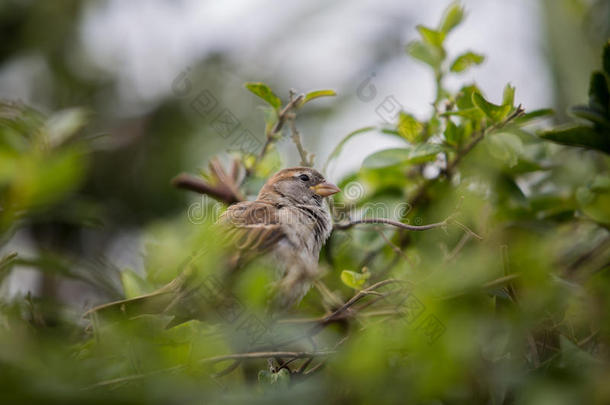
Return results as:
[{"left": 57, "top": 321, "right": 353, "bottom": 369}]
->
[{"left": 310, "top": 182, "right": 341, "bottom": 197}]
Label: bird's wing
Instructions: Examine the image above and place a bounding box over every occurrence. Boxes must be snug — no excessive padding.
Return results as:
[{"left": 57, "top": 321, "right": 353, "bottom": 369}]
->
[{"left": 218, "top": 201, "right": 287, "bottom": 253}]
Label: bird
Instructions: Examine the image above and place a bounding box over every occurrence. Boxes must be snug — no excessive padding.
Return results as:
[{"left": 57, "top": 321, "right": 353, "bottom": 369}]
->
[
  {"left": 85, "top": 167, "right": 340, "bottom": 322},
  {"left": 218, "top": 166, "right": 340, "bottom": 308}
]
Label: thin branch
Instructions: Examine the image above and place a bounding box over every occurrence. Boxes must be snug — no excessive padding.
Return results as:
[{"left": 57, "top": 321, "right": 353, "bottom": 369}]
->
[
  {"left": 199, "top": 350, "right": 335, "bottom": 364},
  {"left": 438, "top": 273, "right": 521, "bottom": 301},
  {"left": 374, "top": 227, "right": 412, "bottom": 264},
  {"left": 563, "top": 235, "right": 610, "bottom": 279},
  {"left": 410, "top": 105, "right": 525, "bottom": 208},
  {"left": 274, "top": 279, "right": 404, "bottom": 350},
  {"left": 86, "top": 365, "right": 183, "bottom": 389},
  {"left": 289, "top": 113, "right": 313, "bottom": 167},
  {"left": 255, "top": 93, "right": 305, "bottom": 163},
  {"left": 445, "top": 105, "right": 525, "bottom": 176},
  {"left": 295, "top": 357, "right": 313, "bottom": 374},
  {"left": 444, "top": 232, "right": 471, "bottom": 262},
  {"left": 212, "top": 359, "right": 242, "bottom": 378},
  {"left": 451, "top": 219, "right": 483, "bottom": 240},
  {"left": 303, "top": 361, "right": 325, "bottom": 376},
  {"left": 334, "top": 217, "right": 449, "bottom": 232},
  {"left": 316, "top": 279, "right": 401, "bottom": 327},
  {"left": 313, "top": 279, "right": 345, "bottom": 311},
  {"left": 527, "top": 333, "right": 541, "bottom": 368},
  {"left": 578, "top": 329, "right": 599, "bottom": 347},
  {"left": 334, "top": 215, "right": 482, "bottom": 240},
  {"left": 481, "top": 273, "right": 520, "bottom": 289},
  {"left": 271, "top": 94, "right": 305, "bottom": 135}
]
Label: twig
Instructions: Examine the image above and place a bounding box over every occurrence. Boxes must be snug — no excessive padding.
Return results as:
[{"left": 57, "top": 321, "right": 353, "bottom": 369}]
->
[
  {"left": 289, "top": 114, "right": 312, "bottom": 166},
  {"left": 199, "top": 350, "right": 335, "bottom": 364},
  {"left": 254, "top": 93, "right": 305, "bottom": 166},
  {"left": 445, "top": 105, "right": 525, "bottom": 176},
  {"left": 86, "top": 365, "right": 184, "bottom": 389},
  {"left": 313, "top": 279, "right": 345, "bottom": 311},
  {"left": 374, "top": 227, "right": 412, "bottom": 264},
  {"left": 272, "top": 94, "right": 305, "bottom": 135},
  {"left": 295, "top": 357, "right": 313, "bottom": 374},
  {"left": 334, "top": 217, "right": 449, "bottom": 232},
  {"left": 564, "top": 235, "right": 610, "bottom": 279},
  {"left": 410, "top": 105, "right": 525, "bottom": 208},
  {"left": 444, "top": 232, "right": 471, "bottom": 262},
  {"left": 481, "top": 273, "right": 520, "bottom": 289},
  {"left": 212, "top": 360, "right": 242, "bottom": 378},
  {"left": 526, "top": 334, "right": 541, "bottom": 367},
  {"left": 274, "top": 279, "right": 404, "bottom": 349},
  {"left": 578, "top": 330, "right": 599, "bottom": 347},
  {"left": 87, "top": 350, "right": 335, "bottom": 389},
  {"left": 451, "top": 219, "right": 483, "bottom": 240},
  {"left": 303, "top": 361, "right": 325, "bottom": 376},
  {"left": 316, "top": 279, "right": 401, "bottom": 327},
  {"left": 283, "top": 89, "right": 313, "bottom": 167},
  {"left": 334, "top": 215, "right": 482, "bottom": 240}
]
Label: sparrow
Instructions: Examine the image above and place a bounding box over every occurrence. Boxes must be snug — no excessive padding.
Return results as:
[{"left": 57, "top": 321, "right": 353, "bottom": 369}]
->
[
  {"left": 218, "top": 167, "right": 340, "bottom": 308},
  {"left": 85, "top": 167, "right": 340, "bottom": 322}
]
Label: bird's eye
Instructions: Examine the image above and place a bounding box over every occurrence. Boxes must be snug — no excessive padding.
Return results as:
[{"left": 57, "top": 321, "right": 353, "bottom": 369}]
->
[{"left": 298, "top": 174, "right": 310, "bottom": 182}]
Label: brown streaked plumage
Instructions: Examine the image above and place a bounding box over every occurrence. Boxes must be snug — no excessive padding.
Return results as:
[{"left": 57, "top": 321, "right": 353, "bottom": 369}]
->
[
  {"left": 218, "top": 167, "right": 340, "bottom": 307},
  {"left": 84, "top": 167, "right": 340, "bottom": 323}
]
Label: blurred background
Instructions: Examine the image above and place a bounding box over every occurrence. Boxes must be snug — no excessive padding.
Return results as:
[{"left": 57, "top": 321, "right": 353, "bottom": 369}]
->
[
  {"left": 1, "top": 1, "right": 610, "bottom": 403},
  {"left": 1, "top": 0, "right": 608, "bottom": 305}
]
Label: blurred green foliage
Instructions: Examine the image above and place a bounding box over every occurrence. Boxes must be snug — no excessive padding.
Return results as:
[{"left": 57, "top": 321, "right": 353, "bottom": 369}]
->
[{"left": 1, "top": 2, "right": 610, "bottom": 405}]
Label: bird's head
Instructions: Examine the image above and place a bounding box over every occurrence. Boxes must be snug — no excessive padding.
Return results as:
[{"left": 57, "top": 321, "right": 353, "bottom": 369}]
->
[{"left": 258, "top": 167, "right": 340, "bottom": 206}]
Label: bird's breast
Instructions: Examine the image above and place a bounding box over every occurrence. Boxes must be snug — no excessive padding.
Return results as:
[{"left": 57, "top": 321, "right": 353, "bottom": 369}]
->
[{"left": 277, "top": 204, "right": 332, "bottom": 256}]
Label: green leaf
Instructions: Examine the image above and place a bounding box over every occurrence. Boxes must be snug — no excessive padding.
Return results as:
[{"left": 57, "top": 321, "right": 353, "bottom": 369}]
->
[
  {"left": 441, "top": 107, "right": 483, "bottom": 121},
  {"left": 121, "top": 269, "right": 152, "bottom": 299},
  {"left": 540, "top": 125, "right": 610, "bottom": 154},
  {"left": 322, "top": 126, "right": 376, "bottom": 174},
  {"left": 450, "top": 52, "right": 484, "bottom": 73},
  {"left": 487, "top": 132, "right": 523, "bottom": 168},
  {"left": 591, "top": 175, "right": 610, "bottom": 192},
  {"left": 362, "top": 144, "right": 442, "bottom": 169},
  {"left": 472, "top": 92, "right": 511, "bottom": 123},
  {"left": 416, "top": 25, "right": 445, "bottom": 48},
  {"left": 502, "top": 83, "right": 515, "bottom": 108},
  {"left": 439, "top": 2, "right": 464, "bottom": 34},
  {"left": 560, "top": 335, "right": 602, "bottom": 368},
  {"left": 397, "top": 112, "right": 424, "bottom": 143},
  {"left": 571, "top": 105, "right": 610, "bottom": 129},
  {"left": 340, "top": 270, "right": 370, "bottom": 290},
  {"left": 576, "top": 176, "right": 610, "bottom": 225},
  {"left": 258, "top": 368, "right": 291, "bottom": 388},
  {"left": 588, "top": 71, "right": 609, "bottom": 113},
  {"left": 455, "top": 85, "right": 481, "bottom": 110},
  {"left": 426, "top": 116, "right": 441, "bottom": 139},
  {"left": 0, "top": 252, "right": 17, "bottom": 285},
  {"left": 259, "top": 105, "right": 279, "bottom": 133},
  {"left": 258, "top": 370, "right": 273, "bottom": 384},
  {"left": 255, "top": 144, "right": 283, "bottom": 177},
  {"left": 444, "top": 119, "right": 460, "bottom": 146},
  {"left": 275, "top": 368, "right": 291, "bottom": 386},
  {"left": 406, "top": 41, "right": 443, "bottom": 69},
  {"left": 513, "top": 108, "right": 554, "bottom": 124},
  {"left": 45, "top": 108, "right": 89, "bottom": 147},
  {"left": 244, "top": 82, "right": 281, "bottom": 110},
  {"left": 301, "top": 89, "right": 336, "bottom": 106}
]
